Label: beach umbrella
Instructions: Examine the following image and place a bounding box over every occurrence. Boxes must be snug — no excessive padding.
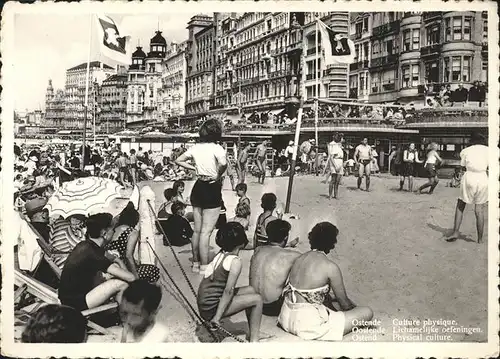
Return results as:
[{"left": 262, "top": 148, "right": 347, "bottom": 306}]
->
[
  {"left": 141, "top": 131, "right": 169, "bottom": 138},
  {"left": 113, "top": 130, "right": 139, "bottom": 137},
  {"left": 44, "top": 177, "right": 139, "bottom": 218}
]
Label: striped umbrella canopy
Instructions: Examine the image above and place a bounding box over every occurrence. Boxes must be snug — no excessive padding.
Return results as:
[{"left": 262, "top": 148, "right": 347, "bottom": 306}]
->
[{"left": 44, "top": 177, "right": 132, "bottom": 218}]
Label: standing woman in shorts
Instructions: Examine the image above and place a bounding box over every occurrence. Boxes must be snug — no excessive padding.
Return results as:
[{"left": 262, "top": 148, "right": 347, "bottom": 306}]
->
[
  {"left": 418, "top": 142, "right": 443, "bottom": 194},
  {"left": 175, "top": 119, "right": 227, "bottom": 274},
  {"left": 402, "top": 143, "right": 422, "bottom": 192}
]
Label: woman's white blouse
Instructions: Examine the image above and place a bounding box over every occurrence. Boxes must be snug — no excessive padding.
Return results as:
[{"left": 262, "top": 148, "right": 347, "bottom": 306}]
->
[{"left": 183, "top": 143, "right": 227, "bottom": 179}]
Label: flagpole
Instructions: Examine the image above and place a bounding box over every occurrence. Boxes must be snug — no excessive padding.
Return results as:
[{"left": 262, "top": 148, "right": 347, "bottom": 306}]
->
[
  {"left": 314, "top": 18, "right": 320, "bottom": 174},
  {"left": 81, "top": 14, "right": 93, "bottom": 171},
  {"left": 284, "top": 26, "right": 306, "bottom": 214}
]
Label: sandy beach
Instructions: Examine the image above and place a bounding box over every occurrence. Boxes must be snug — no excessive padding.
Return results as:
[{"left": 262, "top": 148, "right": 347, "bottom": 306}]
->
[{"left": 86, "top": 173, "right": 487, "bottom": 343}]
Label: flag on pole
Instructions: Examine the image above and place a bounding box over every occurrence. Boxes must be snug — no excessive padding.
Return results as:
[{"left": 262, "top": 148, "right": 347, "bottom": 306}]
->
[
  {"left": 317, "top": 19, "right": 355, "bottom": 66},
  {"left": 96, "top": 14, "right": 131, "bottom": 64}
]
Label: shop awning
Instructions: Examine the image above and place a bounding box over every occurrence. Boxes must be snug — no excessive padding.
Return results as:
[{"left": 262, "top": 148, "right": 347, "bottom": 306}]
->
[
  {"left": 57, "top": 130, "right": 72, "bottom": 135},
  {"left": 267, "top": 109, "right": 285, "bottom": 115}
]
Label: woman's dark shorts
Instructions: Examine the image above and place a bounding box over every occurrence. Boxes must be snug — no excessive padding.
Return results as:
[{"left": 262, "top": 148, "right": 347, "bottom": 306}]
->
[
  {"left": 425, "top": 163, "right": 437, "bottom": 178},
  {"left": 190, "top": 179, "right": 223, "bottom": 209},
  {"left": 404, "top": 162, "right": 416, "bottom": 177}
]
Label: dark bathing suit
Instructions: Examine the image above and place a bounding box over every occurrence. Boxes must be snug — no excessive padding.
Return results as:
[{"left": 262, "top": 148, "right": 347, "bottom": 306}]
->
[
  {"left": 105, "top": 227, "right": 160, "bottom": 283},
  {"left": 197, "top": 252, "right": 233, "bottom": 321},
  {"left": 254, "top": 212, "right": 273, "bottom": 247}
]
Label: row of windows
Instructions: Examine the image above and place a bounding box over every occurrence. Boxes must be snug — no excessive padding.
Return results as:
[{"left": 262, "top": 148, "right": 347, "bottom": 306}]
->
[
  {"left": 350, "top": 56, "right": 485, "bottom": 95},
  {"left": 233, "top": 55, "right": 290, "bottom": 80},
  {"left": 236, "top": 80, "right": 288, "bottom": 103}
]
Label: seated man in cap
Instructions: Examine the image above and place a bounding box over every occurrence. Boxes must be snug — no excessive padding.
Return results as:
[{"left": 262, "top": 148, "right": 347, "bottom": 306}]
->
[
  {"left": 25, "top": 197, "right": 50, "bottom": 243},
  {"left": 250, "top": 219, "right": 301, "bottom": 316}
]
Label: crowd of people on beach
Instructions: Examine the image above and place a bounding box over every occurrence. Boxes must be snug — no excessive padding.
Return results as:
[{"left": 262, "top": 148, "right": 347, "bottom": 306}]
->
[{"left": 12, "top": 115, "right": 489, "bottom": 344}]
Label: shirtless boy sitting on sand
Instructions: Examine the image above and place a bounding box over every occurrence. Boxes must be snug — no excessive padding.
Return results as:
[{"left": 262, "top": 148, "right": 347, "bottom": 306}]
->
[{"left": 249, "top": 219, "right": 301, "bottom": 316}]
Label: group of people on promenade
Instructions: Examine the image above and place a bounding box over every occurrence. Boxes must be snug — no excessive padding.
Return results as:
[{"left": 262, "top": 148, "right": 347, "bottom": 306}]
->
[{"left": 15, "top": 116, "right": 489, "bottom": 344}]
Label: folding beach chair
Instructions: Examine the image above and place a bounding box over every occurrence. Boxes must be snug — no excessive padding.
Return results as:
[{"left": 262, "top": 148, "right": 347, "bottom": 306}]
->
[
  {"left": 18, "top": 212, "right": 66, "bottom": 280},
  {"left": 14, "top": 269, "right": 118, "bottom": 337}
]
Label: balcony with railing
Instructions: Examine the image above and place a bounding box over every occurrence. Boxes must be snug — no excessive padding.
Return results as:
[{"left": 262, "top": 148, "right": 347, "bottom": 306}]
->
[
  {"left": 401, "top": 107, "right": 488, "bottom": 128},
  {"left": 306, "top": 72, "right": 322, "bottom": 81},
  {"left": 286, "top": 41, "right": 302, "bottom": 53},
  {"left": 482, "top": 41, "right": 488, "bottom": 53},
  {"left": 422, "top": 12, "right": 442, "bottom": 21},
  {"left": 270, "top": 69, "right": 287, "bottom": 79},
  {"left": 306, "top": 46, "right": 321, "bottom": 56},
  {"left": 372, "top": 21, "right": 400, "bottom": 38},
  {"left": 349, "top": 59, "right": 370, "bottom": 71},
  {"left": 420, "top": 44, "right": 441, "bottom": 58},
  {"left": 369, "top": 54, "right": 398, "bottom": 69}
]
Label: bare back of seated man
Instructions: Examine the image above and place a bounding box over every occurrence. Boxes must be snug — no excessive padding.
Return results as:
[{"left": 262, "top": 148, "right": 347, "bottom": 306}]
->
[{"left": 249, "top": 219, "right": 300, "bottom": 316}]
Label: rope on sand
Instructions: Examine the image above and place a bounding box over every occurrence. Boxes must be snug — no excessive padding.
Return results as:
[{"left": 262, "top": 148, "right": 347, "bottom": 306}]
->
[{"left": 146, "top": 200, "right": 247, "bottom": 343}]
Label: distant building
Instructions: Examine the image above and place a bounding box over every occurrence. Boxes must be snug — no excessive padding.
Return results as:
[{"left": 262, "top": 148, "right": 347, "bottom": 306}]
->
[
  {"left": 64, "top": 61, "right": 115, "bottom": 129},
  {"left": 184, "top": 14, "right": 214, "bottom": 119},
  {"left": 211, "top": 12, "right": 323, "bottom": 121},
  {"left": 44, "top": 80, "right": 66, "bottom": 129},
  {"left": 160, "top": 41, "right": 188, "bottom": 124},
  {"left": 348, "top": 11, "right": 488, "bottom": 104},
  {"left": 126, "top": 31, "right": 167, "bottom": 128},
  {"left": 303, "top": 12, "right": 350, "bottom": 101},
  {"left": 100, "top": 66, "right": 128, "bottom": 133}
]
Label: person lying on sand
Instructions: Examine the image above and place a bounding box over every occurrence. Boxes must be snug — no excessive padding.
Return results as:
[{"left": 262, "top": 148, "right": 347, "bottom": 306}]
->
[
  {"left": 249, "top": 219, "right": 301, "bottom": 316},
  {"left": 278, "top": 222, "right": 374, "bottom": 341}
]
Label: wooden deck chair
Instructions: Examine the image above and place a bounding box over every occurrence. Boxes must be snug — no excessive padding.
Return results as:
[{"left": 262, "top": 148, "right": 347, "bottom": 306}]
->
[
  {"left": 14, "top": 269, "right": 118, "bottom": 338},
  {"left": 20, "top": 214, "right": 66, "bottom": 280}
]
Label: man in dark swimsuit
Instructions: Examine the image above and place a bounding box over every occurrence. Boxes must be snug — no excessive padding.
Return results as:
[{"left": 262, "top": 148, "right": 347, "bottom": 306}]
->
[
  {"left": 354, "top": 138, "right": 373, "bottom": 191},
  {"left": 249, "top": 219, "right": 300, "bottom": 316},
  {"left": 254, "top": 140, "right": 269, "bottom": 184},
  {"left": 237, "top": 142, "right": 251, "bottom": 184}
]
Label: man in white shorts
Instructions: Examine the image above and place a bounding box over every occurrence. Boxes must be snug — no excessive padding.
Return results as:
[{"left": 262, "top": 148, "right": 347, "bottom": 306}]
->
[{"left": 445, "top": 132, "right": 488, "bottom": 244}]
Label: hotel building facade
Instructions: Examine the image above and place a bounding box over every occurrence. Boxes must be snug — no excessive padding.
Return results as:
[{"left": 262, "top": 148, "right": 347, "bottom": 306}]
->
[
  {"left": 348, "top": 11, "right": 488, "bottom": 104},
  {"left": 160, "top": 41, "right": 188, "bottom": 123},
  {"left": 185, "top": 15, "right": 215, "bottom": 117},
  {"left": 126, "top": 31, "right": 167, "bottom": 128},
  {"left": 63, "top": 61, "right": 115, "bottom": 129},
  {"left": 99, "top": 65, "right": 128, "bottom": 133}
]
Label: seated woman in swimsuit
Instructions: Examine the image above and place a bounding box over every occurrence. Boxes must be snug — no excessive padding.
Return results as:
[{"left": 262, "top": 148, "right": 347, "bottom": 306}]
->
[
  {"left": 251, "top": 193, "right": 298, "bottom": 249},
  {"left": 106, "top": 208, "right": 160, "bottom": 283},
  {"left": 197, "top": 222, "right": 265, "bottom": 342},
  {"left": 278, "top": 222, "right": 374, "bottom": 341},
  {"left": 157, "top": 188, "right": 175, "bottom": 220},
  {"left": 172, "top": 180, "right": 194, "bottom": 222}
]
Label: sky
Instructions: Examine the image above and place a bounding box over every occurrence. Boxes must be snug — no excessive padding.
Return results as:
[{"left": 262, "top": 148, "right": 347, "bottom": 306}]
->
[{"left": 13, "top": 13, "right": 199, "bottom": 112}]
